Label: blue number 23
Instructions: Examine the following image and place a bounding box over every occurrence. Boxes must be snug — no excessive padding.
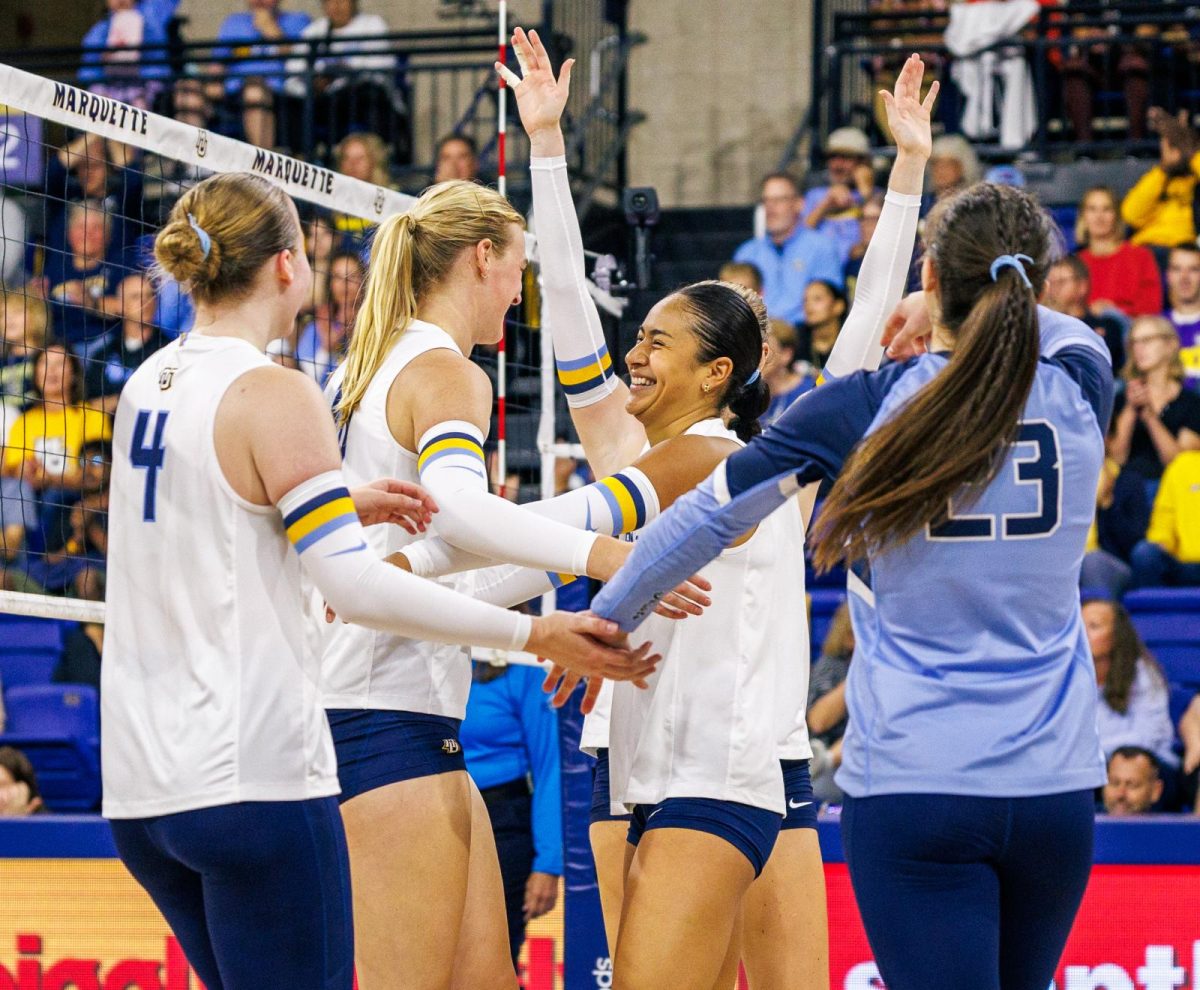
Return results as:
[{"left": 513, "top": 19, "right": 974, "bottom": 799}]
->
[
  {"left": 130, "top": 410, "right": 169, "bottom": 522},
  {"left": 928, "top": 420, "right": 1061, "bottom": 541}
]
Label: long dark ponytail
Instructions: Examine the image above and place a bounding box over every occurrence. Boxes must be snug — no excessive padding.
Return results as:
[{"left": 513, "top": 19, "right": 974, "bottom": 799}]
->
[
  {"left": 676, "top": 280, "right": 770, "bottom": 442},
  {"left": 812, "top": 183, "right": 1057, "bottom": 571}
]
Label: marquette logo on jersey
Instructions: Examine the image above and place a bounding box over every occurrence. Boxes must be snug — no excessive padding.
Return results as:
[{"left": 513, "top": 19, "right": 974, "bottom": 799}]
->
[
  {"left": 441, "top": 738, "right": 461, "bottom": 755},
  {"left": 157, "top": 367, "right": 176, "bottom": 391}
]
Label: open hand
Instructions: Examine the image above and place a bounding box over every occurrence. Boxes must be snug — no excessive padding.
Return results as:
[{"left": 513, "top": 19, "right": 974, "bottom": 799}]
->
[
  {"left": 527, "top": 610, "right": 659, "bottom": 685},
  {"left": 881, "top": 54, "right": 939, "bottom": 160},
  {"left": 351, "top": 479, "right": 438, "bottom": 534},
  {"left": 524, "top": 872, "right": 559, "bottom": 921},
  {"left": 496, "top": 26, "right": 574, "bottom": 140}
]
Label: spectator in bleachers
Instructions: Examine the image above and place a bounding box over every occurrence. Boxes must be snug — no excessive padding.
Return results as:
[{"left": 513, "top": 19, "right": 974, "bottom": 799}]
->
[
  {"left": 2, "top": 344, "right": 112, "bottom": 519},
  {"left": 1059, "top": 13, "right": 1151, "bottom": 146},
  {"left": 717, "top": 261, "right": 763, "bottom": 296},
  {"left": 296, "top": 250, "right": 364, "bottom": 387},
  {"left": 214, "top": 0, "right": 312, "bottom": 149},
  {"left": 761, "top": 319, "right": 815, "bottom": 427},
  {"left": 1044, "top": 255, "right": 1125, "bottom": 372},
  {"left": 79, "top": 0, "right": 172, "bottom": 110},
  {"left": 1179, "top": 694, "right": 1200, "bottom": 814},
  {"left": 434, "top": 133, "right": 480, "bottom": 183},
  {"left": 44, "top": 133, "right": 144, "bottom": 260},
  {"left": 55, "top": 617, "right": 103, "bottom": 692},
  {"left": 461, "top": 649, "right": 563, "bottom": 964},
  {"left": 28, "top": 438, "right": 110, "bottom": 596},
  {"left": 1130, "top": 451, "right": 1200, "bottom": 589},
  {"left": 843, "top": 195, "right": 883, "bottom": 300},
  {"left": 330, "top": 132, "right": 391, "bottom": 239},
  {"left": 303, "top": 212, "right": 339, "bottom": 316},
  {"left": 802, "top": 127, "right": 878, "bottom": 265},
  {"left": 44, "top": 202, "right": 125, "bottom": 356},
  {"left": 1102, "top": 747, "right": 1163, "bottom": 816},
  {"left": 1108, "top": 317, "right": 1200, "bottom": 484},
  {"left": 1165, "top": 243, "right": 1200, "bottom": 387},
  {"left": 1121, "top": 108, "right": 1200, "bottom": 255},
  {"left": 1074, "top": 186, "right": 1163, "bottom": 320},
  {"left": 795, "top": 279, "right": 847, "bottom": 376},
  {"left": 1, "top": 291, "right": 46, "bottom": 421},
  {"left": 82, "top": 273, "right": 164, "bottom": 414},
  {"left": 1085, "top": 598, "right": 1179, "bottom": 780},
  {"left": 0, "top": 747, "right": 45, "bottom": 816},
  {"left": 925, "top": 134, "right": 982, "bottom": 211},
  {"left": 283, "top": 0, "right": 405, "bottom": 148},
  {"left": 807, "top": 600, "right": 854, "bottom": 806},
  {"left": 734, "top": 173, "right": 842, "bottom": 326},
  {"left": 1080, "top": 455, "right": 1151, "bottom": 600}
]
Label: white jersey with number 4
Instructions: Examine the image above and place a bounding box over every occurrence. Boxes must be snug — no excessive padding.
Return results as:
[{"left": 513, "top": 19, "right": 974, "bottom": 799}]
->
[
  {"left": 102, "top": 334, "right": 339, "bottom": 819},
  {"left": 320, "top": 319, "right": 473, "bottom": 716}
]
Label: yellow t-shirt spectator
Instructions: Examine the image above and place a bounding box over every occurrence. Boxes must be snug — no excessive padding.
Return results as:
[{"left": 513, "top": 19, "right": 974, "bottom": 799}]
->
[
  {"left": 3, "top": 404, "right": 112, "bottom": 484},
  {"left": 1145, "top": 451, "right": 1200, "bottom": 564},
  {"left": 1120, "top": 151, "right": 1200, "bottom": 249}
]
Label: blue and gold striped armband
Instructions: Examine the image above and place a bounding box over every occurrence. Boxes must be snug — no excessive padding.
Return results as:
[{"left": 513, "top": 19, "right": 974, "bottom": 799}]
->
[
  {"left": 416, "top": 421, "right": 488, "bottom": 489},
  {"left": 555, "top": 343, "right": 617, "bottom": 407},
  {"left": 278, "top": 472, "right": 362, "bottom": 556}
]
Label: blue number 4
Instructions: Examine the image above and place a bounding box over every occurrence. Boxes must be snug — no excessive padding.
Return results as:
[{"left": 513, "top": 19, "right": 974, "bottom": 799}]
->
[
  {"left": 131, "top": 410, "right": 169, "bottom": 522},
  {"left": 928, "top": 420, "right": 1061, "bottom": 542}
]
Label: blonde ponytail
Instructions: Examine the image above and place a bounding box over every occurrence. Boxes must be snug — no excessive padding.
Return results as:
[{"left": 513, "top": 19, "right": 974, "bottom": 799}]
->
[{"left": 336, "top": 180, "right": 525, "bottom": 421}]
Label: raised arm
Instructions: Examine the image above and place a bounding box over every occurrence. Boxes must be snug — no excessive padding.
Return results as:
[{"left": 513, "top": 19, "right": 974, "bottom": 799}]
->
[
  {"left": 824, "top": 55, "right": 936, "bottom": 380},
  {"left": 502, "top": 27, "right": 648, "bottom": 477}
]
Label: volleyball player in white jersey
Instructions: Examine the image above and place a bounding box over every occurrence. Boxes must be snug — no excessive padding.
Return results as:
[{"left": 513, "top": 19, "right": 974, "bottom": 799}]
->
[
  {"left": 494, "top": 33, "right": 933, "bottom": 988},
  {"left": 101, "top": 172, "right": 654, "bottom": 990}
]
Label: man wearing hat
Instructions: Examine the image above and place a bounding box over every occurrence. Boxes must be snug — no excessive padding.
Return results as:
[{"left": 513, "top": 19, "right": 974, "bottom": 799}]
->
[{"left": 802, "top": 126, "right": 879, "bottom": 265}]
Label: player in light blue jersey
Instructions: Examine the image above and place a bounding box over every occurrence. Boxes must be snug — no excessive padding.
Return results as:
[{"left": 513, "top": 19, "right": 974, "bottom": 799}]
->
[{"left": 591, "top": 181, "right": 1115, "bottom": 990}]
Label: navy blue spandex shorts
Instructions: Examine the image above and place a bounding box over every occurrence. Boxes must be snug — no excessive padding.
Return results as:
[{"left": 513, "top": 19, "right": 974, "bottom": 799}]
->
[
  {"left": 326, "top": 709, "right": 466, "bottom": 803},
  {"left": 781, "top": 758, "right": 818, "bottom": 830},
  {"left": 111, "top": 797, "right": 352, "bottom": 990},
  {"left": 626, "top": 797, "right": 782, "bottom": 876},
  {"left": 589, "top": 747, "right": 633, "bottom": 824},
  {"left": 841, "top": 790, "right": 1095, "bottom": 990}
]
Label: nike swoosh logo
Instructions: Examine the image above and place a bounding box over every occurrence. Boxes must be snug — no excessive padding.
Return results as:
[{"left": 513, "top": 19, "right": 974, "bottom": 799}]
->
[
  {"left": 447, "top": 464, "right": 487, "bottom": 481},
  {"left": 647, "top": 808, "right": 662, "bottom": 819},
  {"left": 788, "top": 799, "right": 812, "bottom": 809},
  {"left": 585, "top": 501, "right": 594, "bottom": 533},
  {"left": 327, "top": 540, "right": 368, "bottom": 557}
]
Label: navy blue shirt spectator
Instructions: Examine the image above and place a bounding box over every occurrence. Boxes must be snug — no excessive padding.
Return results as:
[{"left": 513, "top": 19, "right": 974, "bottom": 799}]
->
[{"left": 215, "top": 1, "right": 312, "bottom": 93}]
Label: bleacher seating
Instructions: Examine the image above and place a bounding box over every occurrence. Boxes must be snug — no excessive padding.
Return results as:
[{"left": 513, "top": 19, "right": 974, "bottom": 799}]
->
[
  {"left": 0, "top": 615, "right": 69, "bottom": 690},
  {"left": 1125, "top": 589, "right": 1200, "bottom": 689},
  {"left": 0, "top": 685, "right": 101, "bottom": 813}
]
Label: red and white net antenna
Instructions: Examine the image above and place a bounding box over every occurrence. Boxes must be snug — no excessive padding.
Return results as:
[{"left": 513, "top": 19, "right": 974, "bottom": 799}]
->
[{"left": 493, "top": 0, "right": 509, "bottom": 497}]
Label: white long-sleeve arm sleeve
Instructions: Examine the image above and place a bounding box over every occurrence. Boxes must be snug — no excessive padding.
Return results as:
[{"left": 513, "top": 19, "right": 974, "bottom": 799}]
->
[
  {"left": 402, "top": 465, "right": 658, "bottom": 578},
  {"left": 279, "top": 471, "right": 531, "bottom": 650},
  {"left": 822, "top": 189, "right": 923, "bottom": 380},
  {"left": 531, "top": 155, "right": 620, "bottom": 407},
  {"left": 415, "top": 421, "right": 600, "bottom": 576}
]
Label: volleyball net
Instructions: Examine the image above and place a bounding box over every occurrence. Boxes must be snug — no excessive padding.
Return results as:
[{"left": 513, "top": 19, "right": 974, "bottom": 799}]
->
[{"left": 0, "top": 61, "right": 602, "bottom": 628}]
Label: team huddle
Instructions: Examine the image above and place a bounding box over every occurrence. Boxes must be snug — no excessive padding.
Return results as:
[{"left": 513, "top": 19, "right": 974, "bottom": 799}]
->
[{"left": 99, "top": 31, "right": 1112, "bottom": 990}]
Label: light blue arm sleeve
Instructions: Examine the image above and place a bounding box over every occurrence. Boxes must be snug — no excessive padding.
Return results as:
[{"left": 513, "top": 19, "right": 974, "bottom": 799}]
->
[{"left": 591, "top": 464, "right": 801, "bottom": 631}]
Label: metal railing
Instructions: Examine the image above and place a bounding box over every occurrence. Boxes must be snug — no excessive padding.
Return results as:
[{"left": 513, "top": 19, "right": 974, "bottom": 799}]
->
[{"left": 788, "top": 1, "right": 1200, "bottom": 167}]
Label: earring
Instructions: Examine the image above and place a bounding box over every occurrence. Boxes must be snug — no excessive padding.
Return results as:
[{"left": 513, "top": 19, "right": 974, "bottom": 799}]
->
[{"left": 702, "top": 382, "right": 711, "bottom": 393}]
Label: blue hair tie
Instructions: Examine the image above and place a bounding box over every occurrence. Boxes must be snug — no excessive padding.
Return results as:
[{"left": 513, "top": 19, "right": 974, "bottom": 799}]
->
[
  {"left": 187, "top": 213, "right": 212, "bottom": 261},
  {"left": 989, "top": 253, "right": 1033, "bottom": 290},
  {"left": 745, "top": 368, "right": 761, "bottom": 388}
]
